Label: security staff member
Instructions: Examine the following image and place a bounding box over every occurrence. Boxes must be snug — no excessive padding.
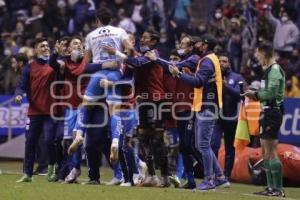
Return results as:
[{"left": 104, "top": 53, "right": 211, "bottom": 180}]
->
[{"left": 169, "top": 34, "right": 229, "bottom": 191}]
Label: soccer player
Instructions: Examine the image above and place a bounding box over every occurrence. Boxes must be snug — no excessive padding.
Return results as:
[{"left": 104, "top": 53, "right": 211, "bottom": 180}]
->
[
  {"left": 50, "top": 36, "right": 121, "bottom": 183},
  {"left": 69, "top": 7, "right": 134, "bottom": 164},
  {"left": 100, "top": 68, "right": 140, "bottom": 187},
  {"left": 128, "top": 29, "right": 169, "bottom": 187},
  {"left": 15, "top": 38, "right": 57, "bottom": 183},
  {"left": 243, "top": 42, "right": 285, "bottom": 197},
  {"left": 146, "top": 36, "right": 200, "bottom": 189},
  {"left": 104, "top": 28, "right": 168, "bottom": 187}
]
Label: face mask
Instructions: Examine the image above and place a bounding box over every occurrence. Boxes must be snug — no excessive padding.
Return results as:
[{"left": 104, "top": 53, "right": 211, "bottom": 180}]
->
[
  {"left": 38, "top": 55, "right": 49, "bottom": 61},
  {"left": 222, "top": 67, "right": 230, "bottom": 74},
  {"left": 198, "top": 26, "right": 206, "bottom": 32},
  {"left": 70, "top": 50, "right": 83, "bottom": 62},
  {"left": 140, "top": 46, "right": 150, "bottom": 53},
  {"left": 195, "top": 48, "right": 203, "bottom": 56},
  {"left": 215, "top": 12, "right": 222, "bottom": 19},
  {"left": 281, "top": 16, "right": 288, "bottom": 22},
  {"left": 4, "top": 48, "right": 12, "bottom": 56},
  {"left": 177, "top": 49, "right": 186, "bottom": 56},
  {"left": 160, "top": 38, "right": 167, "bottom": 43}
]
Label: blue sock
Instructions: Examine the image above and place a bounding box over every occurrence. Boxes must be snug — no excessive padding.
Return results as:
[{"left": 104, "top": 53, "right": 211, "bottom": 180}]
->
[
  {"left": 110, "top": 113, "right": 122, "bottom": 144},
  {"left": 113, "top": 162, "right": 122, "bottom": 180},
  {"left": 76, "top": 106, "right": 90, "bottom": 136},
  {"left": 176, "top": 154, "right": 184, "bottom": 178},
  {"left": 71, "top": 145, "right": 82, "bottom": 169}
]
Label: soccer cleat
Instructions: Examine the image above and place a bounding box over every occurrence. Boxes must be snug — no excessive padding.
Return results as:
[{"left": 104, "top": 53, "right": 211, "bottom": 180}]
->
[
  {"left": 65, "top": 168, "right": 81, "bottom": 184},
  {"left": 106, "top": 177, "right": 122, "bottom": 186},
  {"left": 253, "top": 188, "right": 273, "bottom": 196},
  {"left": 57, "top": 179, "right": 65, "bottom": 184},
  {"left": 16, "top": 174, "right": 32, "bottom": 183},
  {"left": 215, "top": 177, "right": 230, "bottom": 188},
  {"left": 82, "top": 180, "right": 100, "bottom": 185},
  {"left": 196, "top": 180, "right": 216, "bottom": 191},
  {"left": 139, "top": 175, "right": 160, "bottom": 187},
  {"left": 133, "top": 173, "right": 144, "bottom": 185},
  {"left": 47, "top": 165, "right": 54, "bottom": 181},
  {"left": 120, "top": 182, "right": 133, "bottom": 187},
  {"left": 138, "top": 160, "right": 148, "bottom": 180},
  {"left": 179, "top": 180, "right": 196, "bottom": 189},
  {"left": 68, "top": 134, "right": 84, "bottom": 155},
  {"left": 47, "top": 165, "right": 57, "bottom": 182},
  {"left": 269, "top": 189, "right": 286, "bottom": 197},
  {"left": 159, "top": 176, "right": 171, "bottom": 187},
  {"left": 169, "top": 175, "right": 181, "bottom": 188}
]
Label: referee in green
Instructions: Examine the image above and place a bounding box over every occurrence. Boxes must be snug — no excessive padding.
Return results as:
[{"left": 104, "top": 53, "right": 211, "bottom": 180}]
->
[{"left": 243, "top": 42, "right": 285, "bottom": 197}]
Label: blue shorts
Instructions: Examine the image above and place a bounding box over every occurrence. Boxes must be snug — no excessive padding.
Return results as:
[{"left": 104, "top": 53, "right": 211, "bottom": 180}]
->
[
  {"left": 63, "top": 108, "right": 78, "bottom": 139},
  {"left": 120, "top": 109, "right": 138, "bottom": 137},
  {"left": 84, "top": 69, "right": 122, "bottom": 103}
]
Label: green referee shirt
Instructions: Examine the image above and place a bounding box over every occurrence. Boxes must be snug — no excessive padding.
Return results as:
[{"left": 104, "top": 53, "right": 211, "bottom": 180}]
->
[{"left": 257, "top": 63, "right": 285, "bottom": 107}]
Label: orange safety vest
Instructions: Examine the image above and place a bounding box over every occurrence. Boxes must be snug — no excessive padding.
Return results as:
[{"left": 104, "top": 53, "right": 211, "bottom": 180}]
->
[{"left": 192, "top": 53, "right": 223, "bottom": 112}]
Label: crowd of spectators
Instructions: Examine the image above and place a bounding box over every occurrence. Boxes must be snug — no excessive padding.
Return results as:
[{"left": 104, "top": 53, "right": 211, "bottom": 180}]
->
[{"left": 0, "top": 0, "right": 300, "bottom": 97}]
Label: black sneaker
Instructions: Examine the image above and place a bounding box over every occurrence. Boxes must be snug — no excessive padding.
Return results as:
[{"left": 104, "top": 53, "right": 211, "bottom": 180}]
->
[
  {"left": 159, "top": 176, "right": 171, "bottom": 187},
  {"left": 270, "top": 189, "right": 286, "bottom": 197},
  {"left": 179, "top": 181, "right": 196, "bottom": 189},
  {"left": 253, "top": 188, "right": 273, "bottom": 196}
]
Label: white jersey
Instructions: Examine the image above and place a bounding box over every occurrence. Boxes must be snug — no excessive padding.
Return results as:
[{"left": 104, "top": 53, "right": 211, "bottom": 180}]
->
[{"left": 85, "top": 25, "right": 128, "bottom": 63}]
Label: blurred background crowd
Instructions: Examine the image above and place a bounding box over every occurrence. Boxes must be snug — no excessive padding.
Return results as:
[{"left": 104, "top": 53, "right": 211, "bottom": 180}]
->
[{"left": 0, "top": 0, "right": 300, "bottom": 96}]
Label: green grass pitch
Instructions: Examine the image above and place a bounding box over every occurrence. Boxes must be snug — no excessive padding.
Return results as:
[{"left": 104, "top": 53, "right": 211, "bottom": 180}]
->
[{"left": 0, "top": 161, "right": 299, "bottom": 200}]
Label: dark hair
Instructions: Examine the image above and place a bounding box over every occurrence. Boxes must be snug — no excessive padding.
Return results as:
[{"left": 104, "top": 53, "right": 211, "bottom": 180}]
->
[
  {"left": 57, "top": 36, "right": 71, "bottom": 47},
  {"left": 218, "top": 52, "right": 231, "bottom": 63},
  {"left": 68, "top": 36, "right": 83, "bottom": 46},
  {"left": 15, "top": 53, "right": 28, "bottom": 65},
  {"left": 201, "top": 34, "right": 217, "bottom": 51},
  {"left": 34, "top": 37, "right": 48, "bottom": 48},
  {"left": 58, "top": 36, "right": 71, "bottom": 43},
  {"left": 257, "top": 41, "right": 274, "bottom": 59},
  {"left": 182, "top": 35, "right": 196, "bottom": 47},
  {"left": 170, "top": 49, "right": 180, "bottom": 57},
  {"left": 144, "top": 28, "right": 160, "bottom": 43},
  {"left": 95, "top": 7, "right": 112, "bottom": 25},
  {"left": 191, "top": 36, "right": 201, "bottom": 44}
]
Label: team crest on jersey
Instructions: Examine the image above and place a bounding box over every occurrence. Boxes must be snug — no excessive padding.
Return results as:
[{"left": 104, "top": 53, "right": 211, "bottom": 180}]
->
[{"left": 99, "top": 28, "right": 110, "bottom": 34}]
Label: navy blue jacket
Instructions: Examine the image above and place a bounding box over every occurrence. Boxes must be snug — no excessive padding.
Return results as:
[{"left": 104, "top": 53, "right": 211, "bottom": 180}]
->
[
  {"left": 155, "top": 53, "right": 199, "bottom": 73},
  {"left": 221, "top": 69, "right": 244, "bottom": 120},
  {"left": 179, "top": 53, "right": 218, "bottom": 112}
]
